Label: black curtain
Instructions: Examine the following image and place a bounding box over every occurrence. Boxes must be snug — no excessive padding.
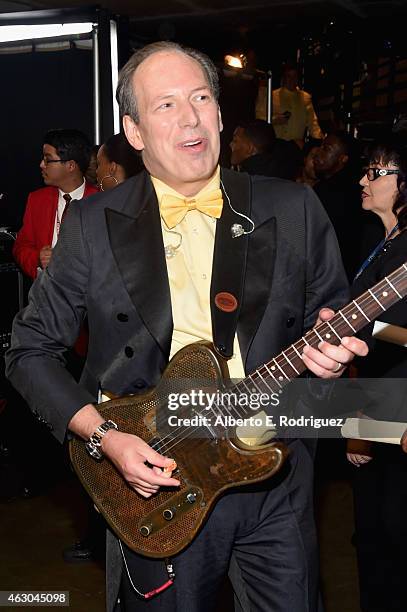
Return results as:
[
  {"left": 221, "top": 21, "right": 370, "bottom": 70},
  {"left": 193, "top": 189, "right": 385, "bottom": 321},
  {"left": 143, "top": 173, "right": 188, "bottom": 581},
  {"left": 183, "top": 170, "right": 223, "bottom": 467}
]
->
[{"left": 0, "top": 47, "right": 93, "bottom": 230}]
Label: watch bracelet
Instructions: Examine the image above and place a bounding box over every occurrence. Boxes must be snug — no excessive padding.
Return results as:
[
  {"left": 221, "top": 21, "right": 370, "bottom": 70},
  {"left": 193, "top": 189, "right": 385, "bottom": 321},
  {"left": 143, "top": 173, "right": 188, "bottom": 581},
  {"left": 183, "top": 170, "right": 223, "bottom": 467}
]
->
[{"left": 86, "top": 419, "right": 118, "bottom": 459}]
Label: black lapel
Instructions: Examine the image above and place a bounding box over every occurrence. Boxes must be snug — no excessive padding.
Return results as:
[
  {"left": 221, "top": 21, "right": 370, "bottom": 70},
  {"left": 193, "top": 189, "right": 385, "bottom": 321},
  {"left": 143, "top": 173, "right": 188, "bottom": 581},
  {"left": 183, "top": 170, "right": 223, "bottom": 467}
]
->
[
  {"left": 106, "top": 173, "right": 172, "bottom": 360},
  {"left": 210, "top": 169, "right": 251, "bottom": 359}
]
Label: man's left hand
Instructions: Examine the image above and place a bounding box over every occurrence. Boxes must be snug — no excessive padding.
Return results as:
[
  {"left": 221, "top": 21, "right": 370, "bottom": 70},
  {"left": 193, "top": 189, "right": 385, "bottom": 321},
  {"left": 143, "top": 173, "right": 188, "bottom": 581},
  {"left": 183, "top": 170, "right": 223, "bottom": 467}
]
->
[
  {"left": 301, "top": 308, "right": 368, "bottom": 379},
  {"left": 401, "top": 429, "right": 407, "bottom": 453}
]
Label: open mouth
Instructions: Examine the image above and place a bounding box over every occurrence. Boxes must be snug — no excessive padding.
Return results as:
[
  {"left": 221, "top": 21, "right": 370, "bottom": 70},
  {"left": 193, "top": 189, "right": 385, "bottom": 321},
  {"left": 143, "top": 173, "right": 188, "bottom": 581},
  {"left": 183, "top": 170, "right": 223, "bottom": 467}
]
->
[
  {"left": 183, "top": 140, "right": 201, "bottom": 147},
  {"left": 179, "top": 138, "right": 206, "bottom": 152}
]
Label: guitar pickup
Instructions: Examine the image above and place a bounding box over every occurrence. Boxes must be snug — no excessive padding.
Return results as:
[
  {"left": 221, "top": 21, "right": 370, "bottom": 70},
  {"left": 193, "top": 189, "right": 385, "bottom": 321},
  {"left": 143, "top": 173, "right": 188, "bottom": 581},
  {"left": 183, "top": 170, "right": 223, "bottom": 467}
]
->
[{"left": 138, "top": 487, "right": 203, "bottom": 537}]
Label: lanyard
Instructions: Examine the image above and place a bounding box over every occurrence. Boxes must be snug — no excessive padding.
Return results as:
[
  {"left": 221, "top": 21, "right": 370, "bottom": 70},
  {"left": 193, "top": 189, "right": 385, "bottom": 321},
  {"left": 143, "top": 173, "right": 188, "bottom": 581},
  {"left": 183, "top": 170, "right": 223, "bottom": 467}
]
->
[{"left": 354, "top": 223, "right": 399, "bottom": 281}]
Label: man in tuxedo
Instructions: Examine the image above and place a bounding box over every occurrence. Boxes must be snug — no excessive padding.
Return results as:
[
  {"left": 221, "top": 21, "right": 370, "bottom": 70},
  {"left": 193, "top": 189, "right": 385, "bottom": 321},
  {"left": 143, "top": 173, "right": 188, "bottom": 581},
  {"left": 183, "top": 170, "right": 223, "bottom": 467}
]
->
[
  {"left": 6, "top": 42, "right": 368, "bottom": 611},
  {"left": 13, "top": 128, "right": 97, "bottom": 279}
]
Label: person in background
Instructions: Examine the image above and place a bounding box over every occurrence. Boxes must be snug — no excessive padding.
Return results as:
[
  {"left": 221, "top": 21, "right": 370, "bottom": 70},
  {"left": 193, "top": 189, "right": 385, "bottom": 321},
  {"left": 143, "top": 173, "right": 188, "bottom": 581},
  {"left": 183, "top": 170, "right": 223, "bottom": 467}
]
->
[
  {"left": 271, "top": 65, "right": 323, "bottom": 148},
  {"left": 13, "top": 129, "right": 97, "bottom": 279},
  {"left": 7, "top": 130, "right": 97, "bottom": 500},
  {"left": 230, "top": 119, "right": 302, "bottom": 180},
  {"left": 313, "top": 131, "right": 363, "bottom": 280},
  {"left": 96, "top": 132, "right": 144, "bottom": 191},
  {"left": 346, "top": 137, "right": 407, "bottom": 612},
  {"left": 297, "top": 145, "right": 319, "bottom": 187}
]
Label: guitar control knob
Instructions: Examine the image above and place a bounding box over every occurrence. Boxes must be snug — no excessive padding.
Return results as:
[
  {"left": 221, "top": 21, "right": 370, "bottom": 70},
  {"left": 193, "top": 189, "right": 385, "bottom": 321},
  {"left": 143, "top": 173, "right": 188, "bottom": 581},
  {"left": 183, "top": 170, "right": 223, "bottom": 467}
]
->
[
  {"left": 140, "top": 523, "right": 153, "bottom": 537},
  {"left": 186, "top": 493, "right": 197, "bottom": 504},
  {"left": 163, "top": 508, "right": 176, "bottom": 521}
]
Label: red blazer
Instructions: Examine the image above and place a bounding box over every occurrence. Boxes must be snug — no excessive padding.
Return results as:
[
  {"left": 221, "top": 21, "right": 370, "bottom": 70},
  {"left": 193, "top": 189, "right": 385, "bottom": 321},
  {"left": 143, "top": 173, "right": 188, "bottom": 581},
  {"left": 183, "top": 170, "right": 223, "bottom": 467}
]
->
[{"left": 13, "top": 182, "right": 98, "bottom": 279}]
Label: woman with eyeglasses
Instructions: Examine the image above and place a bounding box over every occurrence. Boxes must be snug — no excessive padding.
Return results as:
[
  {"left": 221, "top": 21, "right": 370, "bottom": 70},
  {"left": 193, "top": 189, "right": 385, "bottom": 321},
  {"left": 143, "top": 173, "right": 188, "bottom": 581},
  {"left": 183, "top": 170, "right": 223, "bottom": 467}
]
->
[
  {"left": 96, "top": 132, "right": 143, "bottom": 191},
  {"left": 346, "top": 137, "right": 407, "bottom": 612}
]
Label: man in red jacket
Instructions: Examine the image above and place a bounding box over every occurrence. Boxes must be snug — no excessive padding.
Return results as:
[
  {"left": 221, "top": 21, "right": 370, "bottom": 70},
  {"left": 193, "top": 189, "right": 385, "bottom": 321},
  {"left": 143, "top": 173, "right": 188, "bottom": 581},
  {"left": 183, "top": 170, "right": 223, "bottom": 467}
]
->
[{"left": 13, "top": 129, "right": 98, "bottom": 279}]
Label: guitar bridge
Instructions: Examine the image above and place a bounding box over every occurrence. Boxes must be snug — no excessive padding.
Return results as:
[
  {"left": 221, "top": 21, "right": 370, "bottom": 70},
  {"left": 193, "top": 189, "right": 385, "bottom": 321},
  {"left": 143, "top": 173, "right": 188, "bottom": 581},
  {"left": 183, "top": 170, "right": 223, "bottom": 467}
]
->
[{"left": 138, "top": 487, "right": 203, "bottom": 537}]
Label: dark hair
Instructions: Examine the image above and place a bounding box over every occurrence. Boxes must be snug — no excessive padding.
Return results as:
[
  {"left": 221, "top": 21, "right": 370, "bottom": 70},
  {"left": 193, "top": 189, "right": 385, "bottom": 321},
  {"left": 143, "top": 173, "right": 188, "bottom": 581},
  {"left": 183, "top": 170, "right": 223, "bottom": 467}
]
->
[
  {"left": 116, "top": 41, "right": 219, "bottom": 122},
  {"left": 239, "top": 119, "right": 276, "bottom": 153},
  {"left": 44, "top": 129, "right": 91, "bottom": 174},
  {"left": 328, "top": 130, "right": 358, "bottom": 158},
  {"left": 103, "top": 133, "right": 144, "bottom": 179},
  {"left": 364, "top": 137, "right": 407, "bottom": 231}
]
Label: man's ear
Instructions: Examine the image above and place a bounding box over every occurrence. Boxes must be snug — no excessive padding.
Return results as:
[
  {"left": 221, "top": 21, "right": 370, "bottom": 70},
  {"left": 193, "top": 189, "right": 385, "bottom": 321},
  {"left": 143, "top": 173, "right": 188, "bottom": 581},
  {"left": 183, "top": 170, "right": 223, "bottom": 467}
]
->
[
  {"left": 248, "top": 142, "right": 258, "bottom": 157},
  {"left": 340, "top": 153, "right": 349, "bottom": 166},
  {"left": 66, "top": 160, "right": 78, "bottom": 173},
  {"left": 218, "top": 107, "right": 223, "bottom": 133},
  {"left": 123, "top": 115, "right": 144, "bottom": 151}
]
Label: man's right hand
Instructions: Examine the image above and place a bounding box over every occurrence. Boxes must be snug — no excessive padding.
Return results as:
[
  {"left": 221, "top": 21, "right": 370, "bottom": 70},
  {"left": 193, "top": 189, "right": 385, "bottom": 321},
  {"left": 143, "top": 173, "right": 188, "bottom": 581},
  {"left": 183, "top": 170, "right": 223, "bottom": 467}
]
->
[
  {"left": 101, "top": 429, "right": 180, "bottom": 498},
  {"left": 69, "top": 404, "right": 180, "bottom": 498},
  {"left": 39, "top": 245, "right": 53, "bottom": 269}
]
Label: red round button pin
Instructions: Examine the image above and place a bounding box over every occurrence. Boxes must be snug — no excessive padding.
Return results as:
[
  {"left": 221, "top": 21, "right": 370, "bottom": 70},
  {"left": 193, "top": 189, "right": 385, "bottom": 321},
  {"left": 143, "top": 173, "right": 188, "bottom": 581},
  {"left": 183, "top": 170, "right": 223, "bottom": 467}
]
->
[{"left": 215, "top": 292, "right": 238, "bottom": 313}]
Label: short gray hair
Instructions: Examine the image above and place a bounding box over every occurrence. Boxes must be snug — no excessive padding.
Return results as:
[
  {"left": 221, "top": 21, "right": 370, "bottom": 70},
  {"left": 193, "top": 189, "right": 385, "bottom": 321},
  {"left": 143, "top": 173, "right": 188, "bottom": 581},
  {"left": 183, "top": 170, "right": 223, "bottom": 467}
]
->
[{"left": 116, "top": 41, "right": 220, "bottom": 123}]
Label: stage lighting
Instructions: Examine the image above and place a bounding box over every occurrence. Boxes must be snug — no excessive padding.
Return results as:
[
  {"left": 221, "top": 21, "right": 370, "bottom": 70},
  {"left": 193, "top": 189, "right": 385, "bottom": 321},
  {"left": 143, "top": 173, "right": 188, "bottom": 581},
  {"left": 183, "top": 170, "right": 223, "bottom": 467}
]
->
[
  {"left": 224, "top": 54, "right": 246, "bottom": 69},
  {"left": 0, "top": 23, "right": 94, "bottom": 43}
]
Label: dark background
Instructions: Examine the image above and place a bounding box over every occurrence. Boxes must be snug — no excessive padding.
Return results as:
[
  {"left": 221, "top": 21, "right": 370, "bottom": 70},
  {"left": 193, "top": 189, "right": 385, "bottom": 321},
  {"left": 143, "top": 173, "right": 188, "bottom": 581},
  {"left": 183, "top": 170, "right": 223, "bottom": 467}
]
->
[
  {"left": 0, "top": 47, "right": 93, "bottom": 228},
  {"left": 0, "top": 2, "right": 406, "bottom": 231}
]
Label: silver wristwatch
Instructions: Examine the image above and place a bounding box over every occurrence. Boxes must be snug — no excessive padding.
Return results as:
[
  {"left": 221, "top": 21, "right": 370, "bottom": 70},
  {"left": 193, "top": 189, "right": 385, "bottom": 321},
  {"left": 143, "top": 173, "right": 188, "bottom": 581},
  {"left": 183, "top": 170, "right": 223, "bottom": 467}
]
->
[{"left": 85, "top": 419, "right": 118, "bottom": 460}]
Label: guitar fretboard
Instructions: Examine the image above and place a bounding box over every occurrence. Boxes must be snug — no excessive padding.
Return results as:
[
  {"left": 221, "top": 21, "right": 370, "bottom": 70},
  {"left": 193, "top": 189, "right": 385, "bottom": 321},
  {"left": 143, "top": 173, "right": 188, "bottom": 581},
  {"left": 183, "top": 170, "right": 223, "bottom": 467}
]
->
[{"left": 233, "top": 261, "right": 407, "bottom": 399}]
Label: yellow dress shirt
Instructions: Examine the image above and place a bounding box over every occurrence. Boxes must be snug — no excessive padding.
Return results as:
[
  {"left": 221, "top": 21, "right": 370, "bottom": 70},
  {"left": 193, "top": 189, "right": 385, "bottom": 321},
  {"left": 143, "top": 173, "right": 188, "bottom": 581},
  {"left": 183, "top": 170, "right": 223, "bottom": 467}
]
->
[{"left": 151, "top": 169, "right": 245, "bottom": 380}]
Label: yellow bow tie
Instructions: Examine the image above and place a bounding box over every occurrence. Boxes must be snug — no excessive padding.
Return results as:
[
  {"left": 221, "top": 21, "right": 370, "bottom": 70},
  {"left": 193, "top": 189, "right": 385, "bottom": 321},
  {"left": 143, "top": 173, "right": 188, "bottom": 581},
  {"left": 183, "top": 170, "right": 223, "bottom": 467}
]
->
[{"left": 160, "top": 189, "right": 223, "bottom": 229}]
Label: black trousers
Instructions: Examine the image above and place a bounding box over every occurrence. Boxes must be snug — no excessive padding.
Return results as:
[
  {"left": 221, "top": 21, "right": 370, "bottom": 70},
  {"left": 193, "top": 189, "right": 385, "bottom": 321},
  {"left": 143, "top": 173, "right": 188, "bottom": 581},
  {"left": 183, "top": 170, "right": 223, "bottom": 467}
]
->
[
  {"left": 119, "top": 440, "right": 319, "bottom": 612},
  {"left": 353, "top": 443, "right": 407, "bottom": 612}
]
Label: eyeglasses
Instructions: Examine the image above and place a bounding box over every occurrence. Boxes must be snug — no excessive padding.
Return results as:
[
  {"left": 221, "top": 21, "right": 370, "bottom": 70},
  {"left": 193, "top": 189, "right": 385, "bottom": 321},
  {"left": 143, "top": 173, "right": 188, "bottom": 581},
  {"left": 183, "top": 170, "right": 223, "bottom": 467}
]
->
[
  {"left": 365, "top": 167, "right": 400, "bottom": 181},
  {"left": 41, "top": 157, "right": 67, "bottom": 166}
]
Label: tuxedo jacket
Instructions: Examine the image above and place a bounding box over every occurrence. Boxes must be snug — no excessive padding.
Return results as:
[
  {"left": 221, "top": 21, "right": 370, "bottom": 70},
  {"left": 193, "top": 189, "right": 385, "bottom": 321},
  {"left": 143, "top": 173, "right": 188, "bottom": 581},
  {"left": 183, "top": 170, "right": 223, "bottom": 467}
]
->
[
  {"left": 6, "top": 169, "right": 348, "bottom": 442},
  {"left": 13, "top": 182, "right": 98, "bottom": 279}
]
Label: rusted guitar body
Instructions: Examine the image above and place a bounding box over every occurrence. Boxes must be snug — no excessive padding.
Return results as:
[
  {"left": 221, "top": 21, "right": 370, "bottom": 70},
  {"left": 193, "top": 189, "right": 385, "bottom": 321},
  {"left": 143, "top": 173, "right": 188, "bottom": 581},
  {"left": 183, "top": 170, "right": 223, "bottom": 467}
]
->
[{"left": 70, "top": 342, "right": 287, "bottom": 558}]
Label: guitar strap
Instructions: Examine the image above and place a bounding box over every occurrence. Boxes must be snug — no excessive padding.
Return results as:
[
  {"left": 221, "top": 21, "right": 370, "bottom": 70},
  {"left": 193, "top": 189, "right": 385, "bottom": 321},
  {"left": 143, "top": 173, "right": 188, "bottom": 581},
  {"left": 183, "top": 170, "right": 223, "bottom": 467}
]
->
[
  {"left": 210, "top": 170, "right": 251, "bottom": 359},
  {"left": 211, "top": 170, "right": 307, "bottom": 361}
]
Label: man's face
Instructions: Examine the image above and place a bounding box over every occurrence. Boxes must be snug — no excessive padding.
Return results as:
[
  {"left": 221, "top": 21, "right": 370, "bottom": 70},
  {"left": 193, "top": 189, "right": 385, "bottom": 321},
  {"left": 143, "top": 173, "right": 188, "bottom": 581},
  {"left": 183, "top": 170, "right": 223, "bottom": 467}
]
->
[
  {"left": 313, "top": 135, "right": 346, "bottom": 178},
  {"left": 303, "top": 146, "right": 318, "bottom": 181},
  {"left": 123, "top": 51, "right": 223, "bottom": 196},
  {"left": 40, "top": 143, "right": 71, "bottom": 188},
  {"left": 230, "top": 127, "right": 254, "bottom": 166},
  {"left": 282, "top": 69, "right": 298, "bottom": 91}
]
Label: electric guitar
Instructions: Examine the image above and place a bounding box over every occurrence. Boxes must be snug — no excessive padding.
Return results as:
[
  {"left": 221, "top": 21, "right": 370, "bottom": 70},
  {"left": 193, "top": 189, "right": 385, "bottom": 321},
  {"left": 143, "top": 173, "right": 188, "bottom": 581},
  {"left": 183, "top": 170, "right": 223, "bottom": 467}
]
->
[{"left": 70, "top": 261, "right": 407, "bottom": 558}]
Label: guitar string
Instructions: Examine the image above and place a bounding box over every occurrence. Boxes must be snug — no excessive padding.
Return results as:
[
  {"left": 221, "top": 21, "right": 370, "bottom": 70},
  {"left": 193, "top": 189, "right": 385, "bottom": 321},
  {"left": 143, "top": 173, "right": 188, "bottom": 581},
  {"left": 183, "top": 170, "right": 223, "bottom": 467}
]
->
[{"left": 148, "top": 270, "right": 407, "bottom": 457}]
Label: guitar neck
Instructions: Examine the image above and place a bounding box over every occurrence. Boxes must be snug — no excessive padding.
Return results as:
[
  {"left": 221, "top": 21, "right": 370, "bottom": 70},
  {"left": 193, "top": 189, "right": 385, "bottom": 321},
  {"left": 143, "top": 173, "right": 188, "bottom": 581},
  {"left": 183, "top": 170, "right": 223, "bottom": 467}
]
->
[{"left": 234, "top": 261, "right": 407, "bottom": 397}]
